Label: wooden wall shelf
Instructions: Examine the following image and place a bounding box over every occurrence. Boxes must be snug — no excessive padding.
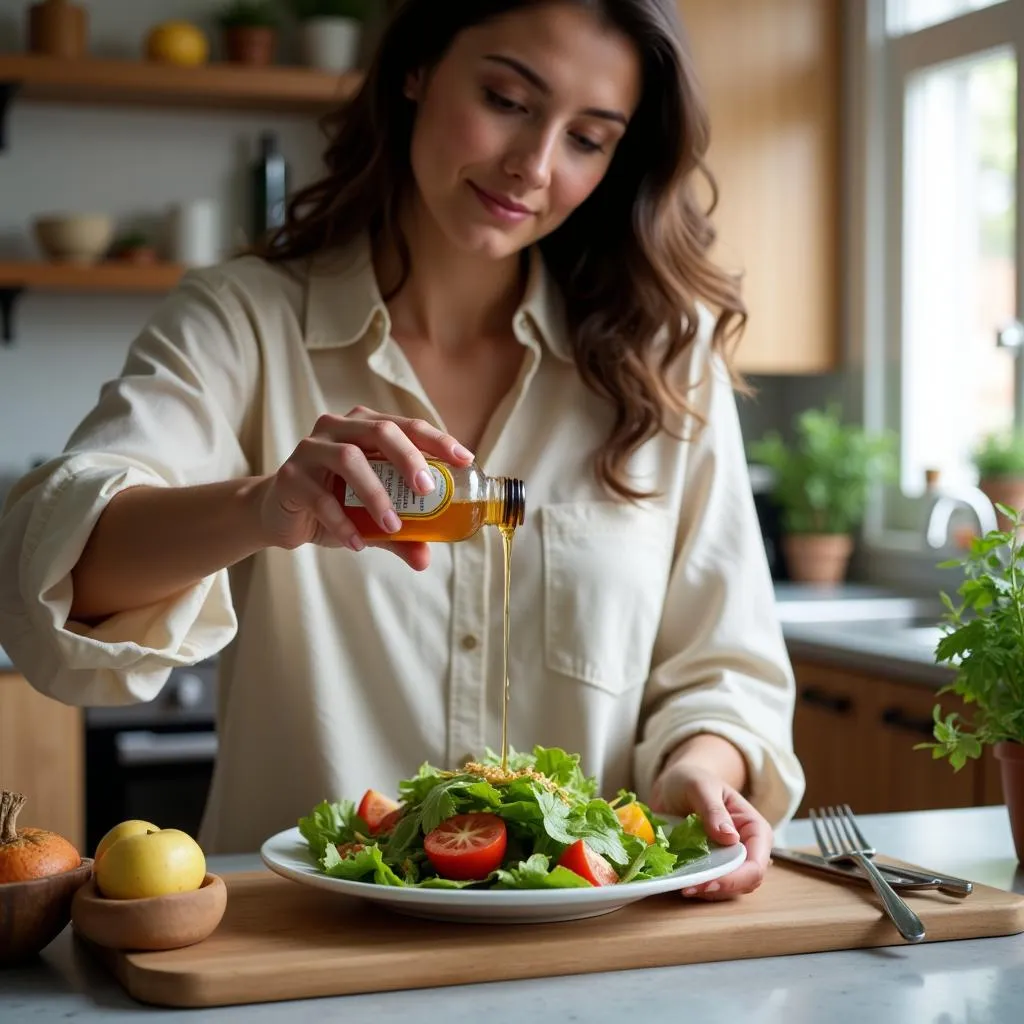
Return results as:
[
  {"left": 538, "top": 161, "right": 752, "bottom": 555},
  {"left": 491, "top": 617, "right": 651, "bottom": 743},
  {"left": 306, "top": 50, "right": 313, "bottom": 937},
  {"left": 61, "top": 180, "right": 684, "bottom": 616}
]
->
[
  {"left": 0, "top": 261, "right": 184, "bottom": 343},
  {"left": 0, "top": 54, "right": 361, "bottom": 115}
]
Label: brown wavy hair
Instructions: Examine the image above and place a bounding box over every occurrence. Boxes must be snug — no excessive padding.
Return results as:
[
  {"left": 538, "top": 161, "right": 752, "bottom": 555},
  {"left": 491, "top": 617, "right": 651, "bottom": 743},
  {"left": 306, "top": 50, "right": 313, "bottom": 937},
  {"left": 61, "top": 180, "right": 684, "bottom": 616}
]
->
[{"left": 258, "top": 0, "right": 747, "bottom": 500}]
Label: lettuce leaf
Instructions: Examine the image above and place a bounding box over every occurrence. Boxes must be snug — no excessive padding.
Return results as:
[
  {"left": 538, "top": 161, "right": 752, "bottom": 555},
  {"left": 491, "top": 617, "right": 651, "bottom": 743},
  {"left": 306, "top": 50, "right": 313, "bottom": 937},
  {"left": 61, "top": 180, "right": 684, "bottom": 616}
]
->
[
  {"left": 297, "top": 799, "right": 367, "bottom": 860},
  {"left": 493, "top": 853, "right": 594, "bottom": 889}
]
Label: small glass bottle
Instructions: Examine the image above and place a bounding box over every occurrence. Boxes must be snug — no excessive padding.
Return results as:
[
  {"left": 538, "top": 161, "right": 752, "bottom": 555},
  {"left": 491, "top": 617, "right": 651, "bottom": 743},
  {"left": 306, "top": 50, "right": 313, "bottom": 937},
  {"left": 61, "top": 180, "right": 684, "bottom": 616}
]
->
[{"left": 334, "top": 459, "right": 526, "bottom": 542}]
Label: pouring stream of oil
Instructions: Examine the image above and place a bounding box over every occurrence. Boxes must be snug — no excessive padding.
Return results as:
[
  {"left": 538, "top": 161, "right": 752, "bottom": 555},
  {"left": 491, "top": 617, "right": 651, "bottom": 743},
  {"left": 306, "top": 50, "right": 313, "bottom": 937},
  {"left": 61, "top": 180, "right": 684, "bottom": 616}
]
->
[{"left": 499, "top": 523, "right": 514, "bottom": 774}]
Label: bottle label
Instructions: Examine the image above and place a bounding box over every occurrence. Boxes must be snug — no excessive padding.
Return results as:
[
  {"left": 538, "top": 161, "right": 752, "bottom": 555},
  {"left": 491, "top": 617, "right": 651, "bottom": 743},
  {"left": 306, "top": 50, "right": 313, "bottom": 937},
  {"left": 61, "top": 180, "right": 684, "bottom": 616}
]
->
[{"left": 345, "top": 460, "right": 453, "bottom": 519}]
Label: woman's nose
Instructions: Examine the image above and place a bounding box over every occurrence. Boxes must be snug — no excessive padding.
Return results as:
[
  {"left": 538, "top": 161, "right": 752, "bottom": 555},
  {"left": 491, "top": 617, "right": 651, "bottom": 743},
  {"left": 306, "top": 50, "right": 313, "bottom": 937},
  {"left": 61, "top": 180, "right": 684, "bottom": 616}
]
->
[{"left": 503, "top": 129, "right": 557, "bottom": 191}]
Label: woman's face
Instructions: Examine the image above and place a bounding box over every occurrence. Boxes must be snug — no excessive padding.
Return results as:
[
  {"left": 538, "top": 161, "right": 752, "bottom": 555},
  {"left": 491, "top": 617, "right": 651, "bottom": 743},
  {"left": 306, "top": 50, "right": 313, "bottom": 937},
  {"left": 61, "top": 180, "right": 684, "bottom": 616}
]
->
[{"left": 405, "top": 4, "right": 642, "bottom": 261}]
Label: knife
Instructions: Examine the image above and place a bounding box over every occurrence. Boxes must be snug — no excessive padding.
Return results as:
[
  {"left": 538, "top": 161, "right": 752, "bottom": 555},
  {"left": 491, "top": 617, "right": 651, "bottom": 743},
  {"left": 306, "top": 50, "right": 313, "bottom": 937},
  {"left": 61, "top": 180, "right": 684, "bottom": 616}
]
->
[{"left": 771, "top": 848, "right": 972, "bottom": 895}]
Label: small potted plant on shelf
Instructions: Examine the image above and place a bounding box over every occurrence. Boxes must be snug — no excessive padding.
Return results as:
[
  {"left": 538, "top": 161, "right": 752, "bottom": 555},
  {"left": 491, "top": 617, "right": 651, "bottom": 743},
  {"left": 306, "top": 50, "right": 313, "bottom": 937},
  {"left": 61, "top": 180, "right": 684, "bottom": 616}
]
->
[
  {"left": 972, "top": 432, "right": 1024, "bottom": 533},
  {"left": 108, "top": 232, "right": 158, "bottom": 265},
  {"left": 916, "top": 506, "right": 1024, "bottom": 862},
  {"left": 217, "top": 0, "right": 280, "bottom": 67},
  {"left": 285, "top": 0, "right": 371, "bottom": 72},
  {"left": 747, "top": 404, "right": 897, "bottom": 585}
]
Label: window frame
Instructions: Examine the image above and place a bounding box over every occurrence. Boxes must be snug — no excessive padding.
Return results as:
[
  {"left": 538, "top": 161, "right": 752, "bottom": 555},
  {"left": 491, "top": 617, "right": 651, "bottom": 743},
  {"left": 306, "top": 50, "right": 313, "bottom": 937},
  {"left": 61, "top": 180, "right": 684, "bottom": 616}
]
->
[{"left": 851, "top": 0, "right": 1024, "bottom": 562}]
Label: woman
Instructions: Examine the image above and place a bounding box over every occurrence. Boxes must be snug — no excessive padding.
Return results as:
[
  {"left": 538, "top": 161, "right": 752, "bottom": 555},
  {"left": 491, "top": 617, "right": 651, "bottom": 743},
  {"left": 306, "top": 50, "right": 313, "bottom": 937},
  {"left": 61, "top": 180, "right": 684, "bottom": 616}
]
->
[{"left": 0, "top": 0, "right": 803, "bottom": 896}]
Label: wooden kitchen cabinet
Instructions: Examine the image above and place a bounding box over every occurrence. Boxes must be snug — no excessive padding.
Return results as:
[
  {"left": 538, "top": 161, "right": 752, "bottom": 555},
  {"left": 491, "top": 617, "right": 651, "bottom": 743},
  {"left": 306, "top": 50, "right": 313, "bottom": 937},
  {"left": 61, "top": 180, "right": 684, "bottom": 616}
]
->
[
  {"left": 791, "top": 659, "right": 987, "bottom": 817},
  {"left": 0, "top": 671, "right": 84, "bottom": 851},
  {"left": 679, "top": 0, "right": 841, "bottom": 374}
]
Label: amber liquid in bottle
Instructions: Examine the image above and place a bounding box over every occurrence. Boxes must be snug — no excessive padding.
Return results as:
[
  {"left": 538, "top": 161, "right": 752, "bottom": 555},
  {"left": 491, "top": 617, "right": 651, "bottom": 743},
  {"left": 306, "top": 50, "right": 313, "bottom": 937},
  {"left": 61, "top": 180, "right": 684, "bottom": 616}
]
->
[{"left": 337, "top": 461, "right": 525, "bottom": 771}]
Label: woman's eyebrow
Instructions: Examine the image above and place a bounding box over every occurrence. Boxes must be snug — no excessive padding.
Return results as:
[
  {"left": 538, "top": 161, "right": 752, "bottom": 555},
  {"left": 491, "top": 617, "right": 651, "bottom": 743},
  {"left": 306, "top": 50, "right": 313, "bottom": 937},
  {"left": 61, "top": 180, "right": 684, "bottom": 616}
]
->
[{"left": 482, "top": 53, "right": 629, "bottom": 126}]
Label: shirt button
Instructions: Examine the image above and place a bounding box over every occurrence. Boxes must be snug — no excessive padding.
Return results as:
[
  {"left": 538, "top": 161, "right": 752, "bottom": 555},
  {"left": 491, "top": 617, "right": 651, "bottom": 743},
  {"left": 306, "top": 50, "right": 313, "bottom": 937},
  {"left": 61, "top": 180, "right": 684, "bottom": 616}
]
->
[{"left": 460, "top": 634, "right": 479, "bottom": 651}]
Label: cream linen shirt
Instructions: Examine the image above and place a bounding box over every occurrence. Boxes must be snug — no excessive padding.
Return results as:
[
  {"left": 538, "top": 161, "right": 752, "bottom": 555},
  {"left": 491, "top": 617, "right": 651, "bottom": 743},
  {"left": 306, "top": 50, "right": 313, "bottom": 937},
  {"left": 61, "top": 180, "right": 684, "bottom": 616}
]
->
[{"left": 0, "top": 236, "right": 805, "bottom": 854}]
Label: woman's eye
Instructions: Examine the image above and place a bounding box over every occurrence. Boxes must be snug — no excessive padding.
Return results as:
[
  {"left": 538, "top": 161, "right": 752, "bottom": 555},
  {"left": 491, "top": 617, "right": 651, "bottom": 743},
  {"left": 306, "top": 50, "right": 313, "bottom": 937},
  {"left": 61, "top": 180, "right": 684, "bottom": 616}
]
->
[
  {"left": 484, "top": 88, "right": 524, "bottom": 113},
  {"left": 572, "top": 134, "right": 604, "bottom": 154}
]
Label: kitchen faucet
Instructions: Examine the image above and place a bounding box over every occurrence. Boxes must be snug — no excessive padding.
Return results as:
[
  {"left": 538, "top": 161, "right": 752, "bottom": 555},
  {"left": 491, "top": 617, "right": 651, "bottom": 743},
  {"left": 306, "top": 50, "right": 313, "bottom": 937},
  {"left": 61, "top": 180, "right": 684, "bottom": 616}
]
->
[{"left": 923, "top": 482, "right": 998, "bottom": 549}]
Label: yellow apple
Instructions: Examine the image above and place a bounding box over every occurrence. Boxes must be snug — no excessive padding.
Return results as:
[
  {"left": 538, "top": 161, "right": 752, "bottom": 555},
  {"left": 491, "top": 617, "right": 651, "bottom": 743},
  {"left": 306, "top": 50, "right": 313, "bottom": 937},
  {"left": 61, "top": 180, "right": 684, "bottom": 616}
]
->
[
  {"left": 94, "top": 819, "right": 160, "bottom": 863},
  {"left": 95, "top": 828, "right": 206, "bottom": 900}
]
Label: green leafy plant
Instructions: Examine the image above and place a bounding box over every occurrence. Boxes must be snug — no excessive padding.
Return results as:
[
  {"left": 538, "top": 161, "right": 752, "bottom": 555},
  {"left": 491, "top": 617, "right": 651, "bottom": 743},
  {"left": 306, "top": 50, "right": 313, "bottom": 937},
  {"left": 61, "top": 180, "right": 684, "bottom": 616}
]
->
[
  {"left": 972, "top": 432, "right": 1024, "bottom": 479},
  {"left": 916, "top": 505, "right": 1024, "bottom": 771},
  {"left": 283, "top": 0, "right": 372, "bottom": 20},
  {"left": 747, "top": 404, "right": 897, "bottom": 535},
  {"left": 218, "top": 0, "right": 281, "bottom": 28}
]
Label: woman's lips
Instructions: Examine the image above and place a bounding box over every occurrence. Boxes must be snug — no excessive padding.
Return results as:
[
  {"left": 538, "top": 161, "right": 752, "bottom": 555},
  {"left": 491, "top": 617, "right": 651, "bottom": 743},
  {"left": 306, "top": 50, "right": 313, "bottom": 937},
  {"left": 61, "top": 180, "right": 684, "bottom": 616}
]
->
[{"left": 469, "top": 182, "right": 533, "bottom": 224}]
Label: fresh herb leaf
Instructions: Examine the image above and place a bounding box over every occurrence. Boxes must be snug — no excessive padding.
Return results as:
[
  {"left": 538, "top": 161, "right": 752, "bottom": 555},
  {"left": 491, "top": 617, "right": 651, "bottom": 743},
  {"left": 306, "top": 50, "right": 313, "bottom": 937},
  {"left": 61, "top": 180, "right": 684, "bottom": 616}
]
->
[
  {"left": 917, "top": 506, "right": 1024, "bottom": 769},
  {"left": 493, "top": 853, "right": 593, "bottom": 889},
  {"left": 666, "top": 814, "right": 711, "bottom": 864},
  {"left": 297, "top": 800, "right": 367, "bottom": 859}
]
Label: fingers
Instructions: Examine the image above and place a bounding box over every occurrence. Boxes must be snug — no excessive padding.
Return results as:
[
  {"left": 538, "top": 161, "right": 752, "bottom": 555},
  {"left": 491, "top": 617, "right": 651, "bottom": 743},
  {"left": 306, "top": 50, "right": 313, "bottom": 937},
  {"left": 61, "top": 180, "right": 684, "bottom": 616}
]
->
[
  {"left": 275, "top": 460, "right": 366, "bottom": 552},
  {"left": 682, "top": 791, "right": 774, "bottom": 900},
  {"left": 684, "top": 859, "right": 766, "bottom": 901},
  {"left": 678, "top": 773, "right": 740, "bottom": 847},
  {"left": 367, "top": 540, "right": 432, "bottom": 572},
  {"left": 327, "top": 407, "right": 475, "bottom": 471}
]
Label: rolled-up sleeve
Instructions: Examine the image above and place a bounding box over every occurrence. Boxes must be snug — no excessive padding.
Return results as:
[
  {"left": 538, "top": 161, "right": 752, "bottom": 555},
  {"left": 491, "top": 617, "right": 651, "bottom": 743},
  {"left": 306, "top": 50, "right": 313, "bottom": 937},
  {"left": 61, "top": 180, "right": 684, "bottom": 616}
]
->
[
  {"left": 0, "top": 268, "right": 260, "bottom": 706},
  {"left": 633, "top": 347, "right": 806, "bottom": 828}
]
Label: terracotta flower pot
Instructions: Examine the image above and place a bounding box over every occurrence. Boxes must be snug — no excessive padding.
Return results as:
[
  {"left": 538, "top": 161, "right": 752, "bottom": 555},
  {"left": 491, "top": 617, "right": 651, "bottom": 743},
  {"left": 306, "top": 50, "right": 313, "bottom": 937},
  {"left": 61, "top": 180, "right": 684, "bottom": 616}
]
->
[
  {"left": 979, "top": 476, "right": 1024, "bottom": 533},
  {"left": 223, "top": 26, "right": 276, "bottom": 66},
  {"left": 28, "top": 0, "right": 88, "bottom": 59},
  {"left": 782, "top": 533, "right": 854, "bottom": 586},
  {"left": 994, "top": 741, "right": 1024, "bottom": 863}
]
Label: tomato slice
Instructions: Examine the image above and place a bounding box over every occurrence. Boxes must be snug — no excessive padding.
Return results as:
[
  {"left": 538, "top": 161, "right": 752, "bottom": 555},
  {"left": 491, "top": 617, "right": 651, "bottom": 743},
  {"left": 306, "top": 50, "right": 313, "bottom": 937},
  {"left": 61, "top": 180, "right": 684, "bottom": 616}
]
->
[
  {"left": 423, "top": 813, "right": 508, "bottom": 881},
  {"left": 376, "top": 808, "right": 403, "bottom": 835},
  {"left": 558, "top": 840, "right": 619, "bottom": 886},
  {"left": 615, "top": 803, "right": 655, "bottom": 845},
  {"left": 357, "top": 789, "right": 400, "bottom": 835}
]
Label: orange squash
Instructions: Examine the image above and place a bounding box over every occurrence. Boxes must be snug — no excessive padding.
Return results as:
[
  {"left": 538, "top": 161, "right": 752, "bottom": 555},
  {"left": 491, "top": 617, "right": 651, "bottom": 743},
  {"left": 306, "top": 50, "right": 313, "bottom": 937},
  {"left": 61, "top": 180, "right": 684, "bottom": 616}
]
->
[{"left": 0, "top": 790, "right": 81, "bottom": 883}]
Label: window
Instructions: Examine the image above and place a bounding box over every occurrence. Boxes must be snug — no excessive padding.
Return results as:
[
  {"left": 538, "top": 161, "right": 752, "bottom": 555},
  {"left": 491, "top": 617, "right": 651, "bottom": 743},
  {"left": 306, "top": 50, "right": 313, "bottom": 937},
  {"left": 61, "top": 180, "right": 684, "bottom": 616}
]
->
[
  {"left": 888, "top": 0, "right": 1006, "bottom": 36},
  {"left": 855, "top": 0, "right": 1024, "bottom": 538},
  {"left": 901, "top": 49, "right": 1017, "bottom": 493}
]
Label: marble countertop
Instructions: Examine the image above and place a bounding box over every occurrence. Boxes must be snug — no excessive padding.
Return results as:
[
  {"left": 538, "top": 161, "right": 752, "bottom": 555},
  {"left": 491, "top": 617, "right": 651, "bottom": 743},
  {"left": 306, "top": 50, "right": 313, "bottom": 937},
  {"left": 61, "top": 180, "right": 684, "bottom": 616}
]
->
[{"left": 3, "top": 806, "right": 1022, "bottom": 1023}]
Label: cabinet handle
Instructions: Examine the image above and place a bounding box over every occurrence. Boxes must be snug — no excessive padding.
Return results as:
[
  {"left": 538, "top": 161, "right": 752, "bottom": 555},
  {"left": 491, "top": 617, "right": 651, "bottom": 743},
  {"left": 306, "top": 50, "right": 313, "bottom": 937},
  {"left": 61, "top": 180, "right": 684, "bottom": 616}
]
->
[
  {"left": 880, "top": 707, "right": 935, "bottom": 738},
  {"left": 800, "top": 687, "right": 853, "bottom": 715}
]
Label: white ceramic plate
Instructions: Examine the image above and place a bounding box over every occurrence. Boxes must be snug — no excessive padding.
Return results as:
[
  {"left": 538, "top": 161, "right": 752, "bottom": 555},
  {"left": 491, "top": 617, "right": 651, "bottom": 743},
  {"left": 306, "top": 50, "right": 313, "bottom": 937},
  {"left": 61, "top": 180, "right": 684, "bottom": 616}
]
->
[{"left": 260, "top": 825, "right": 746, "bottom": 924}]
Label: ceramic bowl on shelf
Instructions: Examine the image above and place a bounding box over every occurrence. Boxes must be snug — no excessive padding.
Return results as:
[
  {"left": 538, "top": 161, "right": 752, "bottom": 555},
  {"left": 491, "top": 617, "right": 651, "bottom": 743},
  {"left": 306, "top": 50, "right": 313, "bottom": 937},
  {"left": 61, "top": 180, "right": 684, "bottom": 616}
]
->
[
  {"left": 0, "top": 858, "right": 94, "bottom": 965},
  {"left": 32, "top": 214, "right": 114, "bottom": 264},
  {"left": 70, "top": 873, "right": 227, "bottom": 952}
]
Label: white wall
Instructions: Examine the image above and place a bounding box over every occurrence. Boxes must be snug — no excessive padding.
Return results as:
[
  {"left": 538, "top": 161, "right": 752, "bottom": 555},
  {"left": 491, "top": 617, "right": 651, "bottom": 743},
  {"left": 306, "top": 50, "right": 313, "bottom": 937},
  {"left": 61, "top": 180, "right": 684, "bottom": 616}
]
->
[{"left": 0, "top": 0, "right": 334, "bottom": 472}]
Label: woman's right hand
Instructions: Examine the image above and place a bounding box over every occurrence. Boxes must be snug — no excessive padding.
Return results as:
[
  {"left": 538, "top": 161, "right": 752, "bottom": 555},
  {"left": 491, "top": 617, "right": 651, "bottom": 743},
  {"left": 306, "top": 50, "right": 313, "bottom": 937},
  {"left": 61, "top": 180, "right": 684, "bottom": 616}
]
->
[{"left": 255, "top": 406, "right": 474, "bottom": 570}]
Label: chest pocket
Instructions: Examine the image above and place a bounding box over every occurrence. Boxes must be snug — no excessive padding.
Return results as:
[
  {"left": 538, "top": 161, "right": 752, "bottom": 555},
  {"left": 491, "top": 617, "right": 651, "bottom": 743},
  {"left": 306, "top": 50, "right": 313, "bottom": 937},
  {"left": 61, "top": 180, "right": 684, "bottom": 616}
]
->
[{"left": 541, "top": 501, "right": 676, "bottom": 695}]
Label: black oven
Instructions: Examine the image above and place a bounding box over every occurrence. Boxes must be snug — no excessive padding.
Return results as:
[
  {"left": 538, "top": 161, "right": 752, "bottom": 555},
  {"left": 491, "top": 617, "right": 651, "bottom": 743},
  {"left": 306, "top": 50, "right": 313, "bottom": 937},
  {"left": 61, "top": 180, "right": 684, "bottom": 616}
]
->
[{"left": 84, "top": 660, "right": 219, "bottom": 853}]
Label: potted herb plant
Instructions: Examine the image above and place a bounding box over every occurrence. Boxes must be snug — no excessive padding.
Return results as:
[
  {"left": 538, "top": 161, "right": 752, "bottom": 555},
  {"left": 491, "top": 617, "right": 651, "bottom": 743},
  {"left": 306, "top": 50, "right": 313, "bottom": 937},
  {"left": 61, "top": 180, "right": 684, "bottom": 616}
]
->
[
  {"left": 108, "top": 232, "right": 158, "bottom": 265},
  {"left": 217, "top": 0, "right": 280, "bottom": 66},
  {"left": 285, "top": 0, "right": 370, "bottom": 72},
  {"left": 748, "top": 404, "right": 897, "bottom": 585},
  {"left": 972, "top": 432, "right": 1024, "bottom": 533},
  {"left": 917, "top": 506, "right": 1024, "bottom": 862}
]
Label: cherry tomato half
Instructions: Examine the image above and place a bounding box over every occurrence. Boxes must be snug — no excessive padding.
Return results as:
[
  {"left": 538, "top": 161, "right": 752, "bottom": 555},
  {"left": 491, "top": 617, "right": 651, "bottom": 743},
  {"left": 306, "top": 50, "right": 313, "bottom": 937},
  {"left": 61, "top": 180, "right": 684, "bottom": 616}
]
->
[
  {"left": 558, "top": 839, "right": 619, "bottom": 886},
  {"left": 423, "top": 813, "right": 508, "bottom": 881},
  {"left": 357, "top": 789, "right": 400, "bottom": 835}
]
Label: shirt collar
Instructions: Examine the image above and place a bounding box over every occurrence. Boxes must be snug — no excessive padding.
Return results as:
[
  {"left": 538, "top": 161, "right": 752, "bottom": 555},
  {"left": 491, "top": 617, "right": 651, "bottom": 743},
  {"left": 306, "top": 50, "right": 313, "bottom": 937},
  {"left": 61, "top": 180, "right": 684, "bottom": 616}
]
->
[{"left": 303, "top": 233, "right": 573, "bottom": 364}]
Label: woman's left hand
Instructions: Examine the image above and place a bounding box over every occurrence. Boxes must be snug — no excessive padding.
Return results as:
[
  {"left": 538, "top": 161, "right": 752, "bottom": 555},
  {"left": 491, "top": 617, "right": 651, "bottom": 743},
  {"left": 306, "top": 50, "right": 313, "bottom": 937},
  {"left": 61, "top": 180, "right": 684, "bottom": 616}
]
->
[{"left": 650, "top": 762, "right": 773, "bottom": 900}]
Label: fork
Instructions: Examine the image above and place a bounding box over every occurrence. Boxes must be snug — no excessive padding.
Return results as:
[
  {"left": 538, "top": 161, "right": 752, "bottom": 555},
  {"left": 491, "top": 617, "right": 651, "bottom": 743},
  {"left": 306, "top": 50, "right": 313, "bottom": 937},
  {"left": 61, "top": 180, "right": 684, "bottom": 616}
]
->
[
  {"left": 835, "top": 803, "right": 973, "bottom": 897},
  {"left": 810, "top": 805, "right": 926, "bottom": 943}
]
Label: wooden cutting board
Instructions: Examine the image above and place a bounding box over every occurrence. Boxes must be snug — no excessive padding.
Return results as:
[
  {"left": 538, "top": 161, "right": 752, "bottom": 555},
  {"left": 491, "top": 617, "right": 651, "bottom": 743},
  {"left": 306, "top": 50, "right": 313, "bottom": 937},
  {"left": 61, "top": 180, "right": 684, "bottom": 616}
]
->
[{"left": 86, "top": 861, "right": 1024, "bottom": 1009}]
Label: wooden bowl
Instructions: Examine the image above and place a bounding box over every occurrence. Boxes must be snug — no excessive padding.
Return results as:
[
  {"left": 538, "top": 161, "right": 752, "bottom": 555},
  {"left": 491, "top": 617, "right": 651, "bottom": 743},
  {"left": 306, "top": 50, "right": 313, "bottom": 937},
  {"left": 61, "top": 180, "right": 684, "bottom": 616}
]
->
[
  {"left": 0, "top": 858, "right": 94, "bottom": 966},
  {"left": 71, "top": 873, "right": 226, "bottom": 952},
  {"left": 33, "top": 213, "right": 114, "bottom": 264}
]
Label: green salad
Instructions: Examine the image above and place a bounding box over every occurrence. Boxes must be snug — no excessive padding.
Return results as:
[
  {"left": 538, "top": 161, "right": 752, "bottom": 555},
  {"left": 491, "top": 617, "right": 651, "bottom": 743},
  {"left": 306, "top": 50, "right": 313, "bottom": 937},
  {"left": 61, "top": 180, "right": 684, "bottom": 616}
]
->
[{"left": 298, "top": 746, "right": 710, "bottom": 890}]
